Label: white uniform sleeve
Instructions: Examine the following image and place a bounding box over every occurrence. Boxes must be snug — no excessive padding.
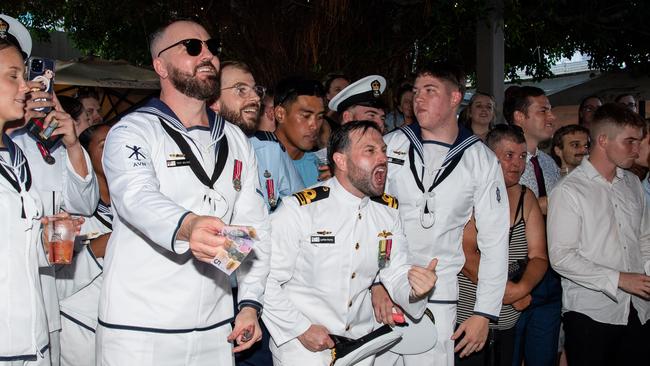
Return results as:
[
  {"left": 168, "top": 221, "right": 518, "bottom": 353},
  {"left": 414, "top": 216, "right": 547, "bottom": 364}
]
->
[
  {"left": 262, "top": 198, "right": 312, "bottom": 346},
  {"left": 472, "top": 156, "right": 509, "bottom": 319},
  {"left": 61, "top": 147, "right": 99, "bottom": 216},
  {"left": 547, "top": 184, "right": 619, "bottom": 299},
  {"left": 234, "top": 139, "right": 271, "bottom": 311},
  {"left": 379, "top": 210, "right": 427, "bottom": 319},
  {"left": 103, "top": 122, "right": 191, "bottom": 253}
]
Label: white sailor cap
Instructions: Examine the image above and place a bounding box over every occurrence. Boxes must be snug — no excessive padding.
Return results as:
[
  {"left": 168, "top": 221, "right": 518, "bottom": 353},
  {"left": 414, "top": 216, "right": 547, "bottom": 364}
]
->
[
  {"left": 328, "top": 75, "right": 387, "bottom": 112},
  {"left": 0, "top": 14, "right": 32, "bottom": 58}
]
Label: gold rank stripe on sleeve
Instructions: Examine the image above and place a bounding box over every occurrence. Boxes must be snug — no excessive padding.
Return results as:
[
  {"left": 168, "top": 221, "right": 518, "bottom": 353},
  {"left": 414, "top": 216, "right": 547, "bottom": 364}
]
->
[
  {"left": 370, "top": 193, "right": 399, "bottom": 209},
  {"left": 292, "top": 186, "right": 330, "bottom": 206}
]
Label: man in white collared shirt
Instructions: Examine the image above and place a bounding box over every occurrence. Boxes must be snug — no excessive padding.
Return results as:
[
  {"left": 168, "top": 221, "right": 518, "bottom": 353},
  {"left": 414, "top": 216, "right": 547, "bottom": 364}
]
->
[{"left": 548, "top": 103, "right": 650, "bottom": 366}]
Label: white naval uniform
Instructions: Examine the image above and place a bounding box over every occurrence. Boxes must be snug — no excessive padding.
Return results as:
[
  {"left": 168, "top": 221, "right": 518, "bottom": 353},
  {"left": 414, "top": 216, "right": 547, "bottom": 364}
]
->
[
  {"left": 98, "top": 99, "right": 270, "bottom": 366},
  {"left": 0, "top": 135, "right": 50, "bottom": 365},
  {"left": 377, "top": 124, "right": 509, "bottom": 366},
  {"left": 56, "top": 201, "right": 112, "bottom": 366},
  {"left": 11, "top": 130, "right": 99, "bottom": 366},
  {"left": 262, "top": 177, "right": 427, "bottom": 366}
]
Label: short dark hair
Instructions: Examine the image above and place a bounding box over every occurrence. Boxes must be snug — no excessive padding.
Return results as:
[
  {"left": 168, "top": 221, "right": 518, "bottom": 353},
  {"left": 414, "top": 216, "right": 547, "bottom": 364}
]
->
[
  {"left": 591, "top": 103, "right": 646, "bottom": 140},
  {"left": 220, "top": 60, "right": 253, "bottom": 75},
  {"left": 274, "top": 77, "right": 325, "bottom": 109},
  {"left": 78, "top": 123, "right": 110, "bottom": 151},
  {"left": 0, "top": 38, "right": 22, "bottom": 58},
  {"left": 552, "top": 124, "right": 590, "bottom": 150},
  {"left": 322, "top": 72, "right": 350, "bottom": 93},
  {"left": 415, "top": 61, "right": 466, "bottom": 96},
  {"left": 328, "top": 120, "right": 382, "bottom": 174},
  {"left": 485, "top": 124, "right": 526, "bottom": 151},
  {"left": 75, "top": 87, "right": 100, "bottom": 103},
  {"left": 503, "top": 86, "right": 546, "bottom": 124},
  {"left": 58, "top": 95, "right": 85, "bottom": 121}
]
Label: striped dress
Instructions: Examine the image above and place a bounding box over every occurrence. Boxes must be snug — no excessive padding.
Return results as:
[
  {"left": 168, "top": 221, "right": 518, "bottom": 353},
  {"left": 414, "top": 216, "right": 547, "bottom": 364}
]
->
[{"left": 457, "top": 185, "right": 529, "bottom": 330}]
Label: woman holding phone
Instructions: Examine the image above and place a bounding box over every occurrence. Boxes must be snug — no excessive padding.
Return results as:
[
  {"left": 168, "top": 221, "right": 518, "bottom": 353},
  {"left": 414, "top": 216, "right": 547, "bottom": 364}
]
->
[{"left": 0, "top": 35, "right": 52, "bottom": 365}]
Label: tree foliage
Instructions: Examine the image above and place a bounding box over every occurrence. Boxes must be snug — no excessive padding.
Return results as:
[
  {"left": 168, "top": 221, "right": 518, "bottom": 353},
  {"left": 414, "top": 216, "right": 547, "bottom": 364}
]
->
[{"left": 3, "top": 0, "right": 649, "bottom": 88}]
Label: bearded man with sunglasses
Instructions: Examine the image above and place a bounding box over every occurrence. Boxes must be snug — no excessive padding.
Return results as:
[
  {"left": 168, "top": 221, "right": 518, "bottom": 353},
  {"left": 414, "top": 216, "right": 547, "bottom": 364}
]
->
[{"left": 97, "top": 20, "right": 271, "bottom": 366}]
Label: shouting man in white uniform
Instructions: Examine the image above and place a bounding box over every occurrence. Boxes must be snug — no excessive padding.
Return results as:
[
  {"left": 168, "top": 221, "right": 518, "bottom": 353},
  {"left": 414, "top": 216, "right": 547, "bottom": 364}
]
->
[
  {"left": 98, "top": 20, "right": 270, "bottom": 366},
  {"left": 263, "top": 120, "right": 438, "bottom": 366}
]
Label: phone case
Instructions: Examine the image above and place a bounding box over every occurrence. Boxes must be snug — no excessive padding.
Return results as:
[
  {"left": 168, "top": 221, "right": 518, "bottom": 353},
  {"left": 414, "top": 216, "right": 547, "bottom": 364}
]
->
[{"left": 27, "top": 57, "right": 56, "bottom": 114}]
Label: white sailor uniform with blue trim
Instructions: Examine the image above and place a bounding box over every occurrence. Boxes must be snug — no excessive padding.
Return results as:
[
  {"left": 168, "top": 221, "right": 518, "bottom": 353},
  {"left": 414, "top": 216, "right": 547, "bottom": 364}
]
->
[
  {"left": 56, "top": 200, "right": 112, "bottom": 366},
  {"left": 262, "top": 177, "right": 427, "bottom": 366},
  {"left": 0, "top": 134, "right": 50, "bottom": 365},
  {"left": 377, "top": 124, "right": 509, "bottom": 366},
  {"left": 249, "top": 131, "right": 305, "bottom": 211},
  {"left": 98, "top": 99, "right": 271, "bottom": 365},
  {"left": 11, "top": 128, "right": 99, "bottom": 366}
]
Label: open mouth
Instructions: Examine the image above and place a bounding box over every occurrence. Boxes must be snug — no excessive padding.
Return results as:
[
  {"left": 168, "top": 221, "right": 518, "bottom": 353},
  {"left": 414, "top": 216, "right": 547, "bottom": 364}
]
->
[{"left": 373, "top": 165, "right": 387, "bottom": 187}]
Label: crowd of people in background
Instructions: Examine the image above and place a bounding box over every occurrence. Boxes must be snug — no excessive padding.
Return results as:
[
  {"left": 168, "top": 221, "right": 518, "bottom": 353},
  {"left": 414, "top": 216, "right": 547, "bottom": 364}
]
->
[{"left": 2, "top": 14, "right": 649, "bottom": 366}]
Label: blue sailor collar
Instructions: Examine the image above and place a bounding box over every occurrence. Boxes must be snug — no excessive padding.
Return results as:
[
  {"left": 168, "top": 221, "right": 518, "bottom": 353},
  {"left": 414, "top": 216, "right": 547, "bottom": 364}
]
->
[
  {"left": 398, "top": 122, "right": 479, "bottom": 168},
  {"left": 0, "top": 132, "right": 31, "bottom": 191},
  {"left": 137, "top": 97, "right": 226, "bottom": 144}
]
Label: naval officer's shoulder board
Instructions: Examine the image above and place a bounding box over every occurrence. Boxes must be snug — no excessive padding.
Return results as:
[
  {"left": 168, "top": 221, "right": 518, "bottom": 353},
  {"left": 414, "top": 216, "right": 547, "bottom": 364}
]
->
[
  {"left": 293, "top": 186, "right": 330, "bottom": 206},
  {"left": 371, "top": 193, "right": 399, "bottom": 209}
]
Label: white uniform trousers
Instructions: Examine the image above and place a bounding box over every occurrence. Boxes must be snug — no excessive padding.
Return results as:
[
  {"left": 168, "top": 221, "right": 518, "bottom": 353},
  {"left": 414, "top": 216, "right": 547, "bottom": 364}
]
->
[
  {"left": 270, "top": 337, "right": 374, "bottom": 366},
  {"left": 96, "top": 323, "right": 234, "bottom": 366},
  {"left": 60, "top": 316, "right": 94, "bottom": 366},
  {"left": 0, "top": 348, "right": 50, "bottom": 366},
  {"left": 374, "top": 303, "right": 456, "bottom": 366}
]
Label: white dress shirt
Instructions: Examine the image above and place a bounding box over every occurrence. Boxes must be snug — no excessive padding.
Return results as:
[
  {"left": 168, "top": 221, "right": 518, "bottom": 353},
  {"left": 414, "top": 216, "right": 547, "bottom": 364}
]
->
[{"left": 548, "top": 158, "right": 650, "bottom": 325}]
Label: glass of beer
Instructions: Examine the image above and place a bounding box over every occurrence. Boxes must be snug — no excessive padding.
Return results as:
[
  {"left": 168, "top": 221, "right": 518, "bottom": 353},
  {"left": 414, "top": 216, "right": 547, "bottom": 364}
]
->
[{"left": 45, "top": 217, "right": 75, "bottom": 264}]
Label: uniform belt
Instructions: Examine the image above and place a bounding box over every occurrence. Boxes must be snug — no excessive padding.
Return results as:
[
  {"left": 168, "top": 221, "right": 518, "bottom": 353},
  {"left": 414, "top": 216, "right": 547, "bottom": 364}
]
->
[{"left": 97, "top": 317, "right": 234, "bottom": 334}]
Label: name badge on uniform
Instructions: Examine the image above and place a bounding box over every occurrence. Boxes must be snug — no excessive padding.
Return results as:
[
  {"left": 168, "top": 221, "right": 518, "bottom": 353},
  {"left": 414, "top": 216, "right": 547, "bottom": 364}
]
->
[
  {"left": 387, "top": 156, "right": 405, "bottom": 166},
  {"left": 377, "top": 230, "right": 393, "bottom": 269},
  {"left": 166, "top": 153, "right": 190, "bottom": 168},
  {"left": 311, "top": 230, "right": 335, "bottom": 244}
]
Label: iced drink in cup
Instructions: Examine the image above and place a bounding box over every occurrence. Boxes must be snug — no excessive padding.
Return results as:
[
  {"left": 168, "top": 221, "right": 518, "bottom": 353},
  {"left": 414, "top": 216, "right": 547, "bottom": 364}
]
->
[
  {"left": 45, "top": 217, "right": 75, "bottom": 264},
  {"left": 313, "top": 148, "right": 329, "bottom": 180}
]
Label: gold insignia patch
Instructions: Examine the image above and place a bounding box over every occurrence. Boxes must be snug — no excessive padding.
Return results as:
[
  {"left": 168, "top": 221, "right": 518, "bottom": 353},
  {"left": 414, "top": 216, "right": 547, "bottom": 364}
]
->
[
  {"left": 317, "top": 230, "right": 332, "bottom": 235},
  {"left": 377, "top": 230, "right": 393, "bottom": 238},
  {"left": 392, "top": 150, "right": 406, "bottom": 156},
  {"left": 293, "top": 186, "right": 330, "bottom": 206},
  {"left": 371, "top": 193, "right": 399, "bottom": 209}
]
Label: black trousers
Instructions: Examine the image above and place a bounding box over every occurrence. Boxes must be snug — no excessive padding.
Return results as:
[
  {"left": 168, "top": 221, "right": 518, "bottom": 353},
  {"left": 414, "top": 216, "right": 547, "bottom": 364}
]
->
[
  {"left": 563, "top": 305, "right": 650, "bottom": 366},
  {"left": 455, "top": 327, "right": 516, "bottom": 366}
]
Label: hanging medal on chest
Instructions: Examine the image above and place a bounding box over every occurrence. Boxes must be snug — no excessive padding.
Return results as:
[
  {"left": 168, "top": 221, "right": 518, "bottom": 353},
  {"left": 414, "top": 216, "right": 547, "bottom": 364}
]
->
[
  {"left": 232, "top": 159, "right": 242, "bottom": 191},
  {"left": 419, "top": 191, "right": 435, "bottom": 229},
  {"left": 377, "top": 230, "right": 393, "bottom": 269},
  {"left": 264, "top": 170, "right": 277, "bottom": 209}
]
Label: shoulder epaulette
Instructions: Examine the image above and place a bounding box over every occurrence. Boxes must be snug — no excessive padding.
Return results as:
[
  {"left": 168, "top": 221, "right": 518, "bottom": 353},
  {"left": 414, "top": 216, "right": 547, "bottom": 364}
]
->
[
  {"left": 254, "top": 131, "right": 279, "bottom": 142},
  {"left": 293, "top": 186, "right": 330, "bottom": 206},
  {"left": 253, "top": 131, "right": 286, "bottom": 151},
  {"left": 371, "top": 193, "right": 399, "bottom": 209}
]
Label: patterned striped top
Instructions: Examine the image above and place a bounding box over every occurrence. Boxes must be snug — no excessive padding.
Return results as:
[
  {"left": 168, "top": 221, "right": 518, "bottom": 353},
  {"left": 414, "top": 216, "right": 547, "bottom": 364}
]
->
[{"left": 457, "top": 185, "right": 529, "bottom": 330}]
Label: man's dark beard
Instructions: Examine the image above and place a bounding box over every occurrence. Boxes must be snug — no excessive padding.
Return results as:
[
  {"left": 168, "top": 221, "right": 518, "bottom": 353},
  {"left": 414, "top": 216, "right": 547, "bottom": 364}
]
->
[
  {"left": 168, "top": 63, "right": 220, "bottom": 101},
  {"left": 218, "top": 102, "right": 259, "bottom": 136}
]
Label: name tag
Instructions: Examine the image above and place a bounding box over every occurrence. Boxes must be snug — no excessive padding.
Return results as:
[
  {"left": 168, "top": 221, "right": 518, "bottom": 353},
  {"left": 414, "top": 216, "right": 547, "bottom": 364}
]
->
[
  {"left": 310, "top": 236, "right": 335, "bottom": 244},
  {"left": 387, "top": 157, "right": 404, "bottom": 165},
  {"left": 167, "top": 159, "right": 191, "bottom": 167}
]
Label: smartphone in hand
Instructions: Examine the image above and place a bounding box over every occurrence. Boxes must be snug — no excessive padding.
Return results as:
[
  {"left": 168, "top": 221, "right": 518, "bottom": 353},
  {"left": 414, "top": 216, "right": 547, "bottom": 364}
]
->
[{"left": 25, "top": 57, "right": 61, "bottom": 151}]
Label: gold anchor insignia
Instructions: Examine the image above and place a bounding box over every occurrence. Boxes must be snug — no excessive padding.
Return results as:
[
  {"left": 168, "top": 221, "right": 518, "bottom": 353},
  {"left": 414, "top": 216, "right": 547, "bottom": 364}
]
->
[{"left": 377, "top": 230, "right": 393, "bottom": 238}]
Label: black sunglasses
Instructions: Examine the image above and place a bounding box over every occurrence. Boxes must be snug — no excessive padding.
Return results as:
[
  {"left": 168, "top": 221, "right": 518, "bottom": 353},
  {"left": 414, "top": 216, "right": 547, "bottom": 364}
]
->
[{"left": 157, "top": 38, "right": 221, "bottom": 58}]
